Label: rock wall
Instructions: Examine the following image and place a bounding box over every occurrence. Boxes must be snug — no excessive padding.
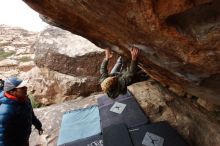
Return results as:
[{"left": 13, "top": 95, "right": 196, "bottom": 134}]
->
[
  {"left": 23, "top": 0, "right": 220, "bottom": 105},
  {"left": 128, "top": 80, "right": 220, "bottom": 146}
]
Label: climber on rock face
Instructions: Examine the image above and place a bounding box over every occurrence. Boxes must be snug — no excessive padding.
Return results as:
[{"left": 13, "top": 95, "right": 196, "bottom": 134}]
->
[{"left": 99, "top": 47, "right": 139, "bottom": 99}]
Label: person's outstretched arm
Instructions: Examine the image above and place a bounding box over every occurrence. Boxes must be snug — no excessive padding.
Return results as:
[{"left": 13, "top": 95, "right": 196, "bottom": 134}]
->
[
  {"left": 32, "top": 110, "right": 43, "bottom": 135},
  {"left": 100, "top": 48, "right": 113, "bottom": 82},
  {"left": 120, "top": 47, "right": 139, "bottom": 86}
]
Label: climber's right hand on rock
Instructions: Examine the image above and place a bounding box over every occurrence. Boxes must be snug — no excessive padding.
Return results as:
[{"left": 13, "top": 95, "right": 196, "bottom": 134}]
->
[
  {"left": 131, "top": 47, "right": 139, "bottom": 61},
  {"left": 105, "top": 48, "right": 113, "bottom": 60}
]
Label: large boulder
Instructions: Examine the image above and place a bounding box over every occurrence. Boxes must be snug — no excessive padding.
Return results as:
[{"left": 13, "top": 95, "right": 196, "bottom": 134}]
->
[
  {"left": 33, "top": 26, "right": 106, "bottom": 77},
  {"left": 24, "top": 0, "right": 220, "bottom": 105},
  {"left": 20, "top": 67, "right": 101, "bottom": 105},
  {"left": 28, "top": 26, "right": 119, "bottom": 104}
]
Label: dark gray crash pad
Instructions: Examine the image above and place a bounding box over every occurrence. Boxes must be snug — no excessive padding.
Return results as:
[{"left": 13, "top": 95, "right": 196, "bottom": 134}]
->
[
  {"left": 98, "top": 91, "right": 132, "bottom": 107},
  {"left": 98, "top": 92, "right": 149, "bottom": 129},
  {"left": 129, "top": 121, "right": 188, "bottom": 146},
  {"left": 103, "top": 123, "right": 133, "bottom": 146}
]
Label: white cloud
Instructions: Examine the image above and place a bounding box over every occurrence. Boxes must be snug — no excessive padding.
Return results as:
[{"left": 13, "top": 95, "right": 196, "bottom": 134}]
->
[{"left": 0, "top": 0, "right": 48, "bottom": 32}]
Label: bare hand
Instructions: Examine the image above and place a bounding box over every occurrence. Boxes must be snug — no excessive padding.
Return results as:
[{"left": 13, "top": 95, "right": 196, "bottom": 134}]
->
[
  {"left": 105, "top": 48, "right": 113, "bottom": 60},
  {"left": 131, "top": 47, "right": 139, "bottom": 61}
]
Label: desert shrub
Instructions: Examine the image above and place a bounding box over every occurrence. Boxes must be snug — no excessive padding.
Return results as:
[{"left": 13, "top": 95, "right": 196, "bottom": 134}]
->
[{"left": 0, "top": 50, "right": 15, "bottom": 60}]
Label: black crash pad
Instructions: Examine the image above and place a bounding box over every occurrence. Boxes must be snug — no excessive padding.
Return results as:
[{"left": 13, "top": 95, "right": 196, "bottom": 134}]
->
[
  {"left": 59, "top": 134, "right": 103, "bottom": 146},
  {"left": 103, "top": 123, "right": 133, "bottom": 146},
  {"left": 129, "top": 121, "right": 188, "bottom": 146}
]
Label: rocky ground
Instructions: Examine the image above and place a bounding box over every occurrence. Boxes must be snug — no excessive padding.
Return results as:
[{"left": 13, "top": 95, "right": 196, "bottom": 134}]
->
[
  {"left": 30, "top": 80, "right": 220, "bottom": 146},
  {"left": 0, "top": 24, "right": 37, "bottom": 77}
]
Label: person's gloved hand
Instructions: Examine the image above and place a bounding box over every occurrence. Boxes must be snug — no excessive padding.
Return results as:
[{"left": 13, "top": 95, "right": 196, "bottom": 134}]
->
[{"left": 36, "top": 127, "right": 44, "bottom": 135}]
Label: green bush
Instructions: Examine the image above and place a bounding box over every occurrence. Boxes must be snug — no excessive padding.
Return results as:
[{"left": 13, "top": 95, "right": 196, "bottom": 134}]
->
[
  {"left": 29, "top": 94, "right": 41, "bottom": 108},
  {"left": 18, "top": 56, "right": 32, "bottom": 62},
  {"left": 0, "top": 50, "right": 15, "bottom": 61}
]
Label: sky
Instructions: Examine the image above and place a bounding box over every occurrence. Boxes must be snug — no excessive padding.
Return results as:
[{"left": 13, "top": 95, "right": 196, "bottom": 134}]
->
[{"left": 0, "top": 0, "right": 48, "bottom": 32}]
